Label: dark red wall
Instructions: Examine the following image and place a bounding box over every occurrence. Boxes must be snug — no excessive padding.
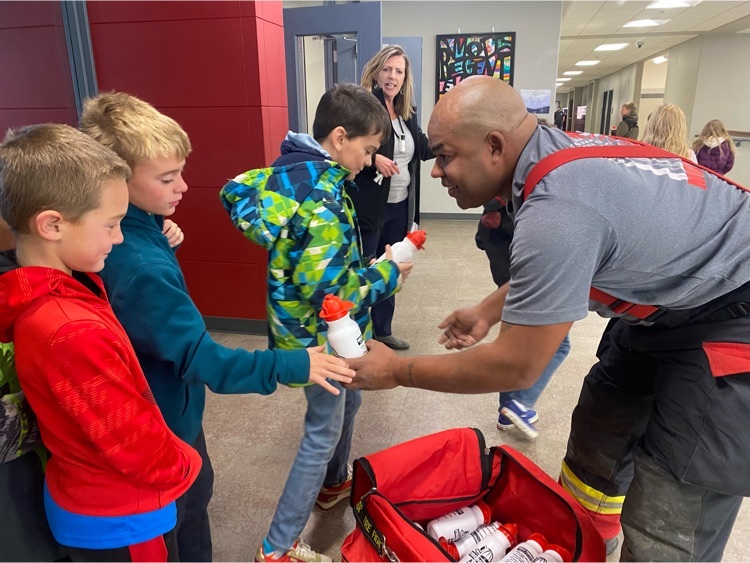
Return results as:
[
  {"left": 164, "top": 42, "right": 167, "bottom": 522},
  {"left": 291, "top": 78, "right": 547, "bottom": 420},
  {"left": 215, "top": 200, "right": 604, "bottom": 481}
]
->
[
  {"left": 87, "top": 1, "right": 288, "bottom": 320},
  {"left": 0, "top": 1, "right": 78, "bottom": 133}
]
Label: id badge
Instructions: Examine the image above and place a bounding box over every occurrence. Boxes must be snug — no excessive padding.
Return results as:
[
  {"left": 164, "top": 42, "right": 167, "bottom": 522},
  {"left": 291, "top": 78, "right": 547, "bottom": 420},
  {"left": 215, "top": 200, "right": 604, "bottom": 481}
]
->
[{"left": 398, "top": 134, "right": 406, "bottom": 153}]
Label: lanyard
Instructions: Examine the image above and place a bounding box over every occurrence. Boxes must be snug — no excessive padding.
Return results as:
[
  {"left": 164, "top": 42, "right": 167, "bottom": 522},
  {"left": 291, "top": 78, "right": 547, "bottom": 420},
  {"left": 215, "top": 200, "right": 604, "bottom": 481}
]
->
[{"left": 394, "top": 117, "right": 406, "bottom": 153}]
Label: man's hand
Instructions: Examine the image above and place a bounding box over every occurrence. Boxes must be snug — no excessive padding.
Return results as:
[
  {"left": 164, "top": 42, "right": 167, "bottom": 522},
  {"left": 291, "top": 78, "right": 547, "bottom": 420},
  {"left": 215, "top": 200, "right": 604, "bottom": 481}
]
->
[
  {"left": 437, "top": 306, "right": 491, "bottom": 350},
  {"left": 306, "top": 346, "right": 355, "bottom": 395},
  {"left": 345, "top": 340, "right": 401, "bottom": 390},
  {"left": 162, "top": 219, "right": 184, "bottom": 248},
  {"left": 374, "top": 154, "right": 400, "bottom": 177}
]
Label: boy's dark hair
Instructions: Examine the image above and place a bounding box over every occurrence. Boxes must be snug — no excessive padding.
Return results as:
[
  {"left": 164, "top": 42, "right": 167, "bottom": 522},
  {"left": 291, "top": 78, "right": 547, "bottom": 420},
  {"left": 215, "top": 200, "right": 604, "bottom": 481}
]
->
[{"left": 312, "top": 83, "right": 391, "bottom": 145}]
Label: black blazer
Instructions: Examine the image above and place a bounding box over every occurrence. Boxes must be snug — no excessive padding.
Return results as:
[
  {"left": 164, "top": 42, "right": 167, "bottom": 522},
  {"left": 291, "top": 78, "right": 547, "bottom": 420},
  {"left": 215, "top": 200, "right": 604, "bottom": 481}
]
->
[{"left": 350, "top": 88, "right": 434, "bottom": 233}]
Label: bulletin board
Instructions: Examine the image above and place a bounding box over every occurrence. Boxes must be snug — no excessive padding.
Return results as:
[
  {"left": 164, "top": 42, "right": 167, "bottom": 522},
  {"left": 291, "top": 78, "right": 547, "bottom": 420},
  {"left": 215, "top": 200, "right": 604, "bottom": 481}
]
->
[{"left": 435, "top": 32, "right": 515, "bottom": 102}]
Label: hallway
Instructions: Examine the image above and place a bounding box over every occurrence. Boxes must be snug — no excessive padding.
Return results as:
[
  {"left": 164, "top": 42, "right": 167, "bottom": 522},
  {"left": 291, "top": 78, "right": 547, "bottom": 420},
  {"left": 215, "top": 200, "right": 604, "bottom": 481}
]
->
[{"left": 205, "top": 218, "right": 749, "bottom": 562}]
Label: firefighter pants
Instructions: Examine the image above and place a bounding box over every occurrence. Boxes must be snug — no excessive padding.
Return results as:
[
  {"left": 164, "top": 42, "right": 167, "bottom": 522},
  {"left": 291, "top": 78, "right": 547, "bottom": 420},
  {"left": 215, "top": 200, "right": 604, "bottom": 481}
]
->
[{"left": 562, "top": 317, "right": 750, "bottom": 561}]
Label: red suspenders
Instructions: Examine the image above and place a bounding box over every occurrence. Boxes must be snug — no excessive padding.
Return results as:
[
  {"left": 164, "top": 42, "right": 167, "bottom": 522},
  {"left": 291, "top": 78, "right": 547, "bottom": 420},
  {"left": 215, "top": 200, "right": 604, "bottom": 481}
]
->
[{"left": 522, "top": 136, "right": 748, "bottom": 321}]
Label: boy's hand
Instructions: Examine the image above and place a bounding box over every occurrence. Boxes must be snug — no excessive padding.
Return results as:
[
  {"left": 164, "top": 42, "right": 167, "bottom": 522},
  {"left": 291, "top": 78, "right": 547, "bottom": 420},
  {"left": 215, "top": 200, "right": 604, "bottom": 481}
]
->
[
  {"left": 382, "top": 244, "right": 413, "bottom": 281},
  {"left": 437, "top": 306, "right": 490, "bottom": 349},
  {"left": 307, "top": 346, "right": 355, "bottom": 395},
  {"left": 345, "top": 340, "right": 400, "bottom": 390},
  {"left": 374, "top": 154, "right": 400, "bottom": 177},
  {"left": 162, "top": 219, "right": 184, "bottom": 248}
]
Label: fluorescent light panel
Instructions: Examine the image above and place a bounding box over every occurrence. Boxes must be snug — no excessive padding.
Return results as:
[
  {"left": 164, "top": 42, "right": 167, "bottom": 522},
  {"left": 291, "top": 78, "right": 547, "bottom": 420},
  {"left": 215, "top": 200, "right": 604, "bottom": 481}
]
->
[
  {"left": 647, "top": 0, "right": 699, "bottom": 8},
  {"left": 652, "top": 56, "right": 669, "bottom": 64},
  {"left": 595, "top": 43, "right": 628, "bottom": 51},
  {"left": 576, "top": 60, "right": 600, "bottom": 66},
  {"left": 563, "top": 70, "right": 583, "bottom": 75},
  {"left": 623, "top": 19, "right": 669, "bottom": 27},
  {"left": 557, "top": 77, "right": 572, "bottom": 82}
]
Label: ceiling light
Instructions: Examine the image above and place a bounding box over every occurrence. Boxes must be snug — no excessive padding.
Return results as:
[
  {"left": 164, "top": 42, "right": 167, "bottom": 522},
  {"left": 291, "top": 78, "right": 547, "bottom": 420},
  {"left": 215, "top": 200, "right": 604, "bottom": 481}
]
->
[
  {"left": 576, "top": 60, "right": 600, "bottom": 66},
  {"left": 623, "top": 19, "right": 669, "bottom": 27},
  {"left": 563, "top": 71, "right": 583, "bottom": 75},
  {"left": 557, "top": 78, "right": 572, "bottom": 82},
  {"left": 595, "top": 43, "right": 629, "bottom": 51},
  {"left": 652, "top": 56, "right": 669, "bottom": 64},
  {"left": 647, "top": 0, "right": 699, "bottom": 8}
]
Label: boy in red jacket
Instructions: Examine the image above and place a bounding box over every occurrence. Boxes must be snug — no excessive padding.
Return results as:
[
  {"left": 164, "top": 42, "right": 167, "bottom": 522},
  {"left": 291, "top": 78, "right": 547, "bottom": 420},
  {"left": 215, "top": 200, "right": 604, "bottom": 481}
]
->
[{"left": 0, "top": 123, "right": 202, "bottom": 561}]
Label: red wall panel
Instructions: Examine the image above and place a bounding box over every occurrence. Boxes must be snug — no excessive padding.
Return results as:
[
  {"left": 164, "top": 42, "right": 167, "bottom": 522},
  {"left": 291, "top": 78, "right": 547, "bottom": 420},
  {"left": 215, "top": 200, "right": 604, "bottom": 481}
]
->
[
  {"left": 87, "top": 1, "right": 241, "bottom": 24},
  {"left": 88, "top": 0, "right": 288, "bottom": 322},
  {"left": 0, "top": 2, "right": 77, "bottom": 134}
]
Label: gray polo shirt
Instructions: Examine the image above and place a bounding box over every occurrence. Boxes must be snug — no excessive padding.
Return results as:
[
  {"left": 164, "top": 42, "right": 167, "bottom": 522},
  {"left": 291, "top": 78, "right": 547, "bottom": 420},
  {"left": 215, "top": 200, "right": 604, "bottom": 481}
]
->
[{"left": 503, "top": 127, "right": 750, "bottom": 326}]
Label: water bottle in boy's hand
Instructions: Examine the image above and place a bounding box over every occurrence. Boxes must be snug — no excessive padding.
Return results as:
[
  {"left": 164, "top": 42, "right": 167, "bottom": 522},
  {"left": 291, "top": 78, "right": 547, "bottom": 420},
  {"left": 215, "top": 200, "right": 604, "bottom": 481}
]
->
[{"left": 320, "top": 294, "right": 367, "bottom": 358}]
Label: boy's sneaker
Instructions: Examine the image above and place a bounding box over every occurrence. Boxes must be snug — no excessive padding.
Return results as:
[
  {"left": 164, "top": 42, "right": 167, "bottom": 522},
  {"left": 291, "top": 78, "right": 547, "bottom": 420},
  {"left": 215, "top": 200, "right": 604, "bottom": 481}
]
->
[
  {"left": 255, "top": 539, "right": 332, "bottom": 562},
  {"left": 316, "top": 467, "right": 353, "bottom": 510},
  {"left": 499, "top": 400, "right": 539, "bottom": 439}
]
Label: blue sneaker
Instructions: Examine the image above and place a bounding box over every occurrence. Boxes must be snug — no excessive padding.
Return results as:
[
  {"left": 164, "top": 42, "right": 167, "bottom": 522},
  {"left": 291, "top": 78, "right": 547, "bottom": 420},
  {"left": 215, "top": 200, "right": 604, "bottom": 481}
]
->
[{"left": 498, "top": 400, "right": 539, "bottom": 439}]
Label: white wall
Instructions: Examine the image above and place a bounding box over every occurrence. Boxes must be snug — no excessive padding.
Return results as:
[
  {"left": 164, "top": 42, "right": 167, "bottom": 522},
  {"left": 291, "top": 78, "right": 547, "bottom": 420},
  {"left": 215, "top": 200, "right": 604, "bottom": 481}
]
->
[
  {"left": 689, "top": 33, "right": 750, "bottom": 187},
  {"left": 382, "top": 1, "right": 563, "bottom": 215},
  {"left": 663, "top": 35, "right": 703, "bottom": 132}
]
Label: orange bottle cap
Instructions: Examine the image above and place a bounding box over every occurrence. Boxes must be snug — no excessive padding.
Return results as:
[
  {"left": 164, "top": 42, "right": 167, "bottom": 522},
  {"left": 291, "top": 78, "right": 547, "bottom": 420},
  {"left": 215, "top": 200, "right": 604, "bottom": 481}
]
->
[
  {"left": 319, "top": 294, "right": 355, "bottom": 321},
  {"left": 528, "top": 533, "right": 549, "bottom": 551},
  {"left": 474, "top": 500, "right": 493, "bottom": 524},
  {"left": 406, "top": 229, "right": 427, "bottom": 249},
  {"left": 439, "top": 538, "right": 459, "bottom": 559},
  {"left": 499, "top": 522, "right": 518, "bottom": 545},
  {"left": 546, "top": 544, "right": 572, "bottom": 562}
]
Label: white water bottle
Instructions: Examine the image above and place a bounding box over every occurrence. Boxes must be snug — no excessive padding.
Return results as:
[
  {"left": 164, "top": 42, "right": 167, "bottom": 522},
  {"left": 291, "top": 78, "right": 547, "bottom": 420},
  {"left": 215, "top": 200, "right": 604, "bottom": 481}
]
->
[
  {"left": 532, "top": 544, "right": 572, "bottom": 563},
  {"left": 442, "top": 522, "right": 517, "bottom": 560},
  {"left": 426, "top": 500, "right": 492, "bottom": 542},
  {"left": 459, "top": 525, "right": 517, "bottom": 563},
  {"left": 499, "top": 534, "right": 548, "bottom": 563},
  {"left": 319, "top": 294, "right": 367, "bottom": 358},
  {"left": 376, "top": 230, "right": 427, "bottom": 263}
]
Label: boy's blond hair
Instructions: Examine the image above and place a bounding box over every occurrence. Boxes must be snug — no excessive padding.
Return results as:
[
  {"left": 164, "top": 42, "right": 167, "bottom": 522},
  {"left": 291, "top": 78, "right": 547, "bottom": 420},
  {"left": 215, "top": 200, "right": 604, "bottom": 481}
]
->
[
  {"left": 80, "top": 91, "right": 191, "bottom": 168},
  {"left": 0, "top": 124, "right": 130, "bottom": 235}
]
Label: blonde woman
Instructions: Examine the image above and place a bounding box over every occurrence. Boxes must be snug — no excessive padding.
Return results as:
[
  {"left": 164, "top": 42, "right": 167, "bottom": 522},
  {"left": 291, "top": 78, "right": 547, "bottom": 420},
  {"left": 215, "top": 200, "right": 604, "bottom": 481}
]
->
[
  {"left": 351, "top": 45, "right": 435, "bottom": 350},
  {"left": 693, "top": 119, "right": 736, "bottom": 174},
  {"left": 640, "top": 104, "right": 697, "bottom": 162}
]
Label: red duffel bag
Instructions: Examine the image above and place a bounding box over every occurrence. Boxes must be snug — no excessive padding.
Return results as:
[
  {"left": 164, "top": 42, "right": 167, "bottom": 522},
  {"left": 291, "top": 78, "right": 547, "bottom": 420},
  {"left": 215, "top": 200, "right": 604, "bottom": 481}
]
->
[{"left": 341, "top": 428, "right": 605, "bottom": 562}]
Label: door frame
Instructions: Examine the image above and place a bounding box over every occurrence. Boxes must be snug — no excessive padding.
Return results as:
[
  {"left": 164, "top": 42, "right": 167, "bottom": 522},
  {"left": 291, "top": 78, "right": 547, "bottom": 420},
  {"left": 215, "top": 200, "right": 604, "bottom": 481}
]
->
[{"left": 283, "top": 2, "right": 382, "bottom": 133}]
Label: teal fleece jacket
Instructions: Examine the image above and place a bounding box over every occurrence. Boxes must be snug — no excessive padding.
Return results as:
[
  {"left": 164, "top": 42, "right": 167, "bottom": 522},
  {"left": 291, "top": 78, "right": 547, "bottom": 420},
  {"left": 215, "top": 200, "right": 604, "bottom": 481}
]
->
[{"left": 99, "top": 204, "right": 309, "bottom": 444}]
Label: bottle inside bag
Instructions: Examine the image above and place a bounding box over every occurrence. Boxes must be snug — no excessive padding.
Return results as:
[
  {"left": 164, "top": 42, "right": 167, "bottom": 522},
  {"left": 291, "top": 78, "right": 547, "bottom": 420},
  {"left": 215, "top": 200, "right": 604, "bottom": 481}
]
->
[
  {"left": 499, "top": 533, "right": 548, "bottom": 563},
  {"left": 426, "top": 500, "right": 492, "bottom": 542},
  {"left": 441, "top": 521, "right": 517, "bottom": 560}
]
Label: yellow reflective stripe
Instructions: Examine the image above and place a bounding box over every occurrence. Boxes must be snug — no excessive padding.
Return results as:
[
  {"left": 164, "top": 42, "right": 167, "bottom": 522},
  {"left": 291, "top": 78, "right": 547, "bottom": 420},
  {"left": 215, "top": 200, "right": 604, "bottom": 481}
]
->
[{"left": 560, "top": 461, "right": 625, "bottom": 515}]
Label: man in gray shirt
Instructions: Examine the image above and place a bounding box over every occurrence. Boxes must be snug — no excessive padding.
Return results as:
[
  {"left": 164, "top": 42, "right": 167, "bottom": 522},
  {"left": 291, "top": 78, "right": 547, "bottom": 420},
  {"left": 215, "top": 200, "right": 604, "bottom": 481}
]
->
[{"left": 350, "top": 75, "right": 750, "bottom": 562}]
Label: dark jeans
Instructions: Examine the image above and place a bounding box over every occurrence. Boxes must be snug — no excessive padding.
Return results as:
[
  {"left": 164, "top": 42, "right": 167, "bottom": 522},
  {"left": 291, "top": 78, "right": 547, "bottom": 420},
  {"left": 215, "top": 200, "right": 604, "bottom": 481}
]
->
[
  {"left": 0, "top": 451, "right": 64, "bottom": 561},
  {"left": 563, "top": 317, "right": 750, "bottom": 561},
  {"left": 175, "top": 429, "right": 214, "bottom": 562},
  {"left": 323, "top": 388, "right": 362, "bottom": 486},
  {"left": 368, "top": 200, "right": 409, "bottom": 337}
]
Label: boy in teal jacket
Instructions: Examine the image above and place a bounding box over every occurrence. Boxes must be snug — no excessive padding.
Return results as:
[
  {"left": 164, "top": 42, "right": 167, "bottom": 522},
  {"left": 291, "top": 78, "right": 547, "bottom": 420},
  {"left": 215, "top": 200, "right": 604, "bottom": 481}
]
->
[
  {"left": 81, "top": 92, "right": 354, "bottom": 562},
  {"left": 221, "top": 83, "right": 409, "bottom": 562}
]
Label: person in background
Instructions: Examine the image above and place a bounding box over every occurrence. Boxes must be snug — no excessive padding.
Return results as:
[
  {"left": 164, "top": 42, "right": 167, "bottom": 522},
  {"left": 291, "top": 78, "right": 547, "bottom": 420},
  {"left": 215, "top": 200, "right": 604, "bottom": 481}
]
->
[
  {"left": 351, "top": 45, "right": 435, "bottom": 351},
  {"left": 693, "top": 119, "right": 736, "bottom": 175},
  {"left": 641, "top": 103, "right": 697, "bottom": 162},
  {"left": 554, "top": 103, "right": 565, "bottom": 129},
  {"left": 613, "top": 101, "right": 639, "bottom": 139}
]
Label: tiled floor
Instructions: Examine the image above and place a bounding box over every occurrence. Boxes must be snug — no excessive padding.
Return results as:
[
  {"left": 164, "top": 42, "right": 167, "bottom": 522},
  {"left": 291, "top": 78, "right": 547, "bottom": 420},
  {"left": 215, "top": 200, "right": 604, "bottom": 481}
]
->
[{"left": 204, "top": 218, "right": 748, "bottom": 562}]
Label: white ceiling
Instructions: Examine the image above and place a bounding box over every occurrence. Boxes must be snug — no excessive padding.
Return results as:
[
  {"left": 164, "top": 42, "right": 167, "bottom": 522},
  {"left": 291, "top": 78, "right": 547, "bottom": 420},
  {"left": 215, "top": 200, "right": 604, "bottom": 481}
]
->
[{"left": 557, "top": 0, "right": 750, "bottom": 90}]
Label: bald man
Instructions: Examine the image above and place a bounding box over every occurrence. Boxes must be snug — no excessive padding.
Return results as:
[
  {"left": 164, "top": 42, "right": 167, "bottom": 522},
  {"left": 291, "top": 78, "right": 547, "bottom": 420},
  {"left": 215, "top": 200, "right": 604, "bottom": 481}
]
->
[{"left": 349, "top": 75, "right": 750, "bottom": 562}]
